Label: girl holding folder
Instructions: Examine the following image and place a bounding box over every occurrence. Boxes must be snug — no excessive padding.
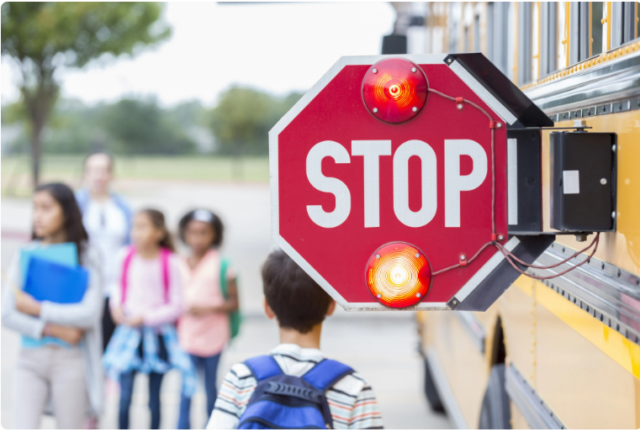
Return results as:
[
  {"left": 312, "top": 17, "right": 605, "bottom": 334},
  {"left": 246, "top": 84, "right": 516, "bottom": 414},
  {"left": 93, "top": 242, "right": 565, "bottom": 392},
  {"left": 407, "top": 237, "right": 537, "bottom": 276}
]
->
[{"left": 2, "top": 182, "right": 104, "bottom": 428}]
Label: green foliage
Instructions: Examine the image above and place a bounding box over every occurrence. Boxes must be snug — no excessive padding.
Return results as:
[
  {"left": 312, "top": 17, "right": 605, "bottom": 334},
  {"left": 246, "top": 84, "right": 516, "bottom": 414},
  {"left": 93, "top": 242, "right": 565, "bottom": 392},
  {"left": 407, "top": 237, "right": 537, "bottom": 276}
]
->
[
  {"left": 2, "top": 88, "right": 302, "bottom": 157},
  {"left": 2, "top": 97, "right": 200, "bottom": 156},
  {"left": 101, "top": 98, "right": 197, "bottom": 155},
  {"left": 1, "top": 101, "right": 28, "bottom": 126},
  {"left": 209, "top": 86, "right": 302, "bottom": 155},
  {"left": 1, "top": 2, "right": 171, "bottom": 185},
  {"left": 1, "top": 2, "right": 171, "bottom": 70},
  {"left": 168, "top": 100, "right": 209, "bottom": 130}
]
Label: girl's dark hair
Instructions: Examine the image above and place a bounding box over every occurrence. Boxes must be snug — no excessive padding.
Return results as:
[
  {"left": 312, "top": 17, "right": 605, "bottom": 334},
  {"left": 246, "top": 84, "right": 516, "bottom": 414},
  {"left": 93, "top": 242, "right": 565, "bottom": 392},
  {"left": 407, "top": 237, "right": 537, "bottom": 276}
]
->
[
  {"left": 138, "top": 208, "right": 175, "bottom": 252},
  {"left": 178, "top": 209, "right": 224, "bottom": 248},
  {"left": 33, "top": 182, "right": 88, "bottom": 264}
]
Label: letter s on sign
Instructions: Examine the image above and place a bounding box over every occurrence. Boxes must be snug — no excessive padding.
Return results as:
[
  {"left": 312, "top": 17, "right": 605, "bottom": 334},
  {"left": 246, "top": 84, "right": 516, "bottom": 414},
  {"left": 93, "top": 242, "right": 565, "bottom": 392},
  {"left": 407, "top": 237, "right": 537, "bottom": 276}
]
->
[{"left": 306, "top": 141, "right": 351, "bottom": 228}]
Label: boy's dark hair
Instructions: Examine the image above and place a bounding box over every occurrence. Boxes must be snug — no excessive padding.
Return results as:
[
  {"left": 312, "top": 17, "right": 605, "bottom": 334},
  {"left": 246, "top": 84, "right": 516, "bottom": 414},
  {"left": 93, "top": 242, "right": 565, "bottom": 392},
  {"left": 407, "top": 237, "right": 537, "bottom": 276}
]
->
[
  {"left": 138, "top": 208, "right": 175, "bottom": 252},
  {"left": 178, "top": 209, "right": 224, "bottom": 247},
  {"left": 33, "top": 182, "right": 88, "bottom": 264},
  {"left": 262, "top": 249, "right": 332, "bottom": 334}
]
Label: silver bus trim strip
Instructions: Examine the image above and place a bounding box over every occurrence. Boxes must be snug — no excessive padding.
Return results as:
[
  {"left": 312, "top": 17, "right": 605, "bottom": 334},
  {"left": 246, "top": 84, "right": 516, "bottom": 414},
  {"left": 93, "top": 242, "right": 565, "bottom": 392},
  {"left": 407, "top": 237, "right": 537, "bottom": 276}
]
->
[
  {"left": 425, "top": 347, "right": 468, "bottom": 429},
  {"left": 505, "top": 363, "right": 566, "bottom": 429}
]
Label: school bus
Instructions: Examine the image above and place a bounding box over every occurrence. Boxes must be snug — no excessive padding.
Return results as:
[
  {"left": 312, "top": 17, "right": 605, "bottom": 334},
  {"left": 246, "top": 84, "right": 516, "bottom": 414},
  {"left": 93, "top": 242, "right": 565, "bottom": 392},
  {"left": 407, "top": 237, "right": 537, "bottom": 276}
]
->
[{"left": 409, "top": 2, "right": 640, "bottom": 429}]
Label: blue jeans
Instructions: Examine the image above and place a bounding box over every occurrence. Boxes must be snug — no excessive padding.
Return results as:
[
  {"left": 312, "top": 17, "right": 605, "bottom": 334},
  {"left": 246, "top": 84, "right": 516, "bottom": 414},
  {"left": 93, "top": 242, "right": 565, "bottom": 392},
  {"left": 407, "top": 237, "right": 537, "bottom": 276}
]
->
[
  {"left": 177, "top": 352, "right": 222, "bottom": 429},
  {"left": 119, "top": 371, "right": 165, "bottom": 429}
]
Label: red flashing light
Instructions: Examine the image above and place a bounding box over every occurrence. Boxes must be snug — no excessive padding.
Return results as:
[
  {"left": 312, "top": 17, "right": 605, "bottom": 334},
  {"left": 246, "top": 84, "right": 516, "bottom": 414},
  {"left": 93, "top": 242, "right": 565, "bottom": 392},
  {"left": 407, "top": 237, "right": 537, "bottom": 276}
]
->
[
  {"left": 366, "top": 242, "right": 432, "bottom": 308},
  {"left": 361, "top": 58, "right": 428, "bottom": 123}
]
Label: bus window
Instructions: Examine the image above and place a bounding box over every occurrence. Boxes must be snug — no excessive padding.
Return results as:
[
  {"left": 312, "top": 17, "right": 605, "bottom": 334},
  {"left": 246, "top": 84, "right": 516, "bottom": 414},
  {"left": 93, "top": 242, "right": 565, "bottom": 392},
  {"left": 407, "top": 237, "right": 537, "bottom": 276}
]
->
[
  {"left": 431, "top": 3, "right": 445, "bottom": 54},
  {"left": 540, "top": 2, "right": 558, "bottom": 76},
  {"left": 591, "top": 2, "right": 604, "bottom": 56},
  {"left": 637, "top": 2, "right": 640, "bottom": 40},
  {"left": 487, "top": 3, "right": 494, "bottom": 59},
  {"left": 449, "top": 3, "right": 459, "bottom": 53},
  {"left": 518, "top": 2, "right": 533, "bottom": 84},
  {"left": 532, "top": 2, "right": 540, "bottom": 80},
  {"left": 474, "top": 11, "right": 481, "bottom": 53},
  {"left": 558, "top": 2, "right": 569, "bottom": 69},
  {"left": 464, "top": 25, "right": 470, "bottom": 52},
  {"left": 463, "top": 2, "right": 473, "bottom": 53},
  {"left": 488, "top": 2, "right": 510, "bottom": 77},
  {"left": 569, "top": 2, "right": 589, "bottom": 65},
  {"left": 507, "top": 2, "right": 516, "bottom": 81},
  {"left": 611, "top": 2, "right": 637, "bottom": 48}
]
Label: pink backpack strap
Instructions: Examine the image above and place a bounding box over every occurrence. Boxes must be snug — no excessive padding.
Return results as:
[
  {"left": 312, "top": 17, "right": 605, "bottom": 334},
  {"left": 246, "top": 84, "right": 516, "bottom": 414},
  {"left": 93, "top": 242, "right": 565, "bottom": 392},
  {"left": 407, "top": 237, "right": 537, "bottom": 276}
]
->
[
  {"left": 121, "top": 247, "right": 137, "bottom": 305},
  {"left": 160, "top": 248, "right": 170, "bottom": 303}
]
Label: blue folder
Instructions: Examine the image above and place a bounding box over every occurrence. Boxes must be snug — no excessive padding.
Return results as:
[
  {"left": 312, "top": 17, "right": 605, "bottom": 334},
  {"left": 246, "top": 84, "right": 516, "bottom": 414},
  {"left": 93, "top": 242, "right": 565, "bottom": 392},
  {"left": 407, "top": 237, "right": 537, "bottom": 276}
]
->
[
  {"left": 23, "top": 257, "right": 89, "bottom": 304},
  {"left": 20, "top": 243, "right": 78, "bottom": 284}
]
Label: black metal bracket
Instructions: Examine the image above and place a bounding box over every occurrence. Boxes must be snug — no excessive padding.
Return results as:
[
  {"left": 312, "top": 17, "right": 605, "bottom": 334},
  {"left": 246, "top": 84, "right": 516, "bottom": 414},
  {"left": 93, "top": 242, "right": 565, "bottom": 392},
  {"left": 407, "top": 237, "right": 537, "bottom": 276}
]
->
[{"left": 448, "top": 235, "right": 556, "bottom": 311}]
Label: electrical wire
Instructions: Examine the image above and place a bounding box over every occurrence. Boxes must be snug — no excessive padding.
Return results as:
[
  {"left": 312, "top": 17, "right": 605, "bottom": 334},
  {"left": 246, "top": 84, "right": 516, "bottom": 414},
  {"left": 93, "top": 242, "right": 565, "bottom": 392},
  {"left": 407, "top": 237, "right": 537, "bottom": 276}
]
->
[
  {"left": 431, "top": 241, "right": 493, "bottom": 276},
  {"left": 427, "top": 87, "right": 598, "bottom": 280},
  {"left": 494, "top": 233, "right": 600, "bottom": 280},
  {"left": 496, "top": 232, "right": 599, "bottom": 270}
]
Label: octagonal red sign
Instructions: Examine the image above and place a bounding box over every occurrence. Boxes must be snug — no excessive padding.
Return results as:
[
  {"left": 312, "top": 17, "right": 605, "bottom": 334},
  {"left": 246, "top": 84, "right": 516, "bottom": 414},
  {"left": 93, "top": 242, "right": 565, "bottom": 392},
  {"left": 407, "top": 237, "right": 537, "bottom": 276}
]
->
[{"left": 270, "top": 54, "right": 523, "bottom": 311}]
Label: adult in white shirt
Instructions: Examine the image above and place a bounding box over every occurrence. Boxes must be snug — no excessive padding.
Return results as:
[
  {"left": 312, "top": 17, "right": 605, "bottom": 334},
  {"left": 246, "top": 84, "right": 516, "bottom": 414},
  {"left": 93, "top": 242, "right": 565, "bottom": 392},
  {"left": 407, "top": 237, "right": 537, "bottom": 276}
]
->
[{"left": 75, "top": 153, "right": 132, "bottom": 352}]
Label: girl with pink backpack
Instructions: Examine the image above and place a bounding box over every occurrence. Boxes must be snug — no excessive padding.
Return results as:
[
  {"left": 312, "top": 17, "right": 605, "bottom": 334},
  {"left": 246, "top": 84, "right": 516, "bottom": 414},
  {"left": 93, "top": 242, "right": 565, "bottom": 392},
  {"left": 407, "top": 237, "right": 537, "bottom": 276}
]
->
[{"left": 103, "top": 209, "right": 195, "bottom": 429}]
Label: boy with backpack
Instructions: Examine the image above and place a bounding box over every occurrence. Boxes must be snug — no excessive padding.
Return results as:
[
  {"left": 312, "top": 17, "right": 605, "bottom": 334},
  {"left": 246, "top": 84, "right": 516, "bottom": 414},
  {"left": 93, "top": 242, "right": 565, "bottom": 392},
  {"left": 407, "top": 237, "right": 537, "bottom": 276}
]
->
[{"left": 206, "top": 249, "right": 383, "bottom": 429}]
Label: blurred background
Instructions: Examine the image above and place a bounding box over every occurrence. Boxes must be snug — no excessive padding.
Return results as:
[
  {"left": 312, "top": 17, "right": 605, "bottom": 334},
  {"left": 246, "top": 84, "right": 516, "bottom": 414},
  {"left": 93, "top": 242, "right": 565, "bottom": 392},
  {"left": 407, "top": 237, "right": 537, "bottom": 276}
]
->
[
  {"left": 1, "top": 2, "right": 402, "bottom": 191},
  {"left": 1, "top": 2, "right": 452, "bottom": 429}
]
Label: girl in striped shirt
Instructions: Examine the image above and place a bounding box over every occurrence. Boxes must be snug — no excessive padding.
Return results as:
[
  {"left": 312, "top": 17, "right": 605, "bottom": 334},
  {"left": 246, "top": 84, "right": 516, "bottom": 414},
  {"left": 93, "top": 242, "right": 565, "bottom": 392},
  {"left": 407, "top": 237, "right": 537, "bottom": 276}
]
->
[{"left": 206, "top": 249, "right": 383, "bottom": 429}]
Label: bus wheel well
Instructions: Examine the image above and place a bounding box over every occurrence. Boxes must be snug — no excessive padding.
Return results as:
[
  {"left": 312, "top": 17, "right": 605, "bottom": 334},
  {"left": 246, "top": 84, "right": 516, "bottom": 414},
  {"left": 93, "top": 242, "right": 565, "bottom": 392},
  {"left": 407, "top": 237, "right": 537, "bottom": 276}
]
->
[{"left": 491, "top": 316, "right": 507, "bottom": 366}]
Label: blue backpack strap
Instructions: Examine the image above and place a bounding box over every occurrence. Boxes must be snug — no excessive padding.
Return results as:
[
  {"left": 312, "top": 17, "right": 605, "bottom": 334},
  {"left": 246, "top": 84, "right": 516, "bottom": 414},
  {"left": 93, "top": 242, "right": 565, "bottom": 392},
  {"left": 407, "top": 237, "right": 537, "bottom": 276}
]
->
[
  {"left": 244, "top": 355, "right": 283, "bottom": 381},
  {"left": 302, "top": 359, "right": 354, "bottom": 391}
]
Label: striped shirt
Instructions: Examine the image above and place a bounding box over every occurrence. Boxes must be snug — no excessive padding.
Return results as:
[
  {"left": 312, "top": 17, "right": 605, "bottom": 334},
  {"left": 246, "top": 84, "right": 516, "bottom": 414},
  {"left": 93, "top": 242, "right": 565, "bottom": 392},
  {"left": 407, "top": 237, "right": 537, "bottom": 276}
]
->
[{"left": 206, "top": 344, "right": 383, "bottom": 429}]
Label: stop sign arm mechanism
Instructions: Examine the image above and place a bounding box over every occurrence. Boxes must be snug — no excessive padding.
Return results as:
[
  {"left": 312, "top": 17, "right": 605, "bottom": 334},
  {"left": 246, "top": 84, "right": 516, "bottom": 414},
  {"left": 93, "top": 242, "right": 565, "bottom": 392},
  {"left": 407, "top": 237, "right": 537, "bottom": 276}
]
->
[
  {"left": 448, "top": 232, "right": 600, "bottom": 311},
  {"left": 428, "top": 85, "right": 603, "bottom": 294},
  {"left": 440, "top": 54, "right": 608, "bottom": 310},
  {"left": 270, "top": 52, "right": 610, "bottom": 312}
]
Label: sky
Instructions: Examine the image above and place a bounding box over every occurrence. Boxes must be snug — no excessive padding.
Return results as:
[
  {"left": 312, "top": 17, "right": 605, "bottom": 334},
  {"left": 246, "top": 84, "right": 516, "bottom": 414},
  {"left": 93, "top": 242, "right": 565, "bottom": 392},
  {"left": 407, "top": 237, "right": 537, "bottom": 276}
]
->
[{"left": 1, "top": 2, "right": 396, "bottom": 107}]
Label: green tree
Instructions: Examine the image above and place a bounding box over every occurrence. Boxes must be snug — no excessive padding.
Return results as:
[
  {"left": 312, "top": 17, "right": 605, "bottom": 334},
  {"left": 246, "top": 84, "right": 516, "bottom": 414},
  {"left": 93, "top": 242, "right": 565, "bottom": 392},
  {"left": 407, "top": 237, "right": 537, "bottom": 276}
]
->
[
  {"left": 101, "top": 97, "right": 196, "bottom": 155},
  {"left": 208, "top": 86, "right": 302, "bottom": 179},
  {"left": 1, "top": 2, "right": 171, "bottom": 188},
  {"left": 209, "top": 86, "right": 303, "bottom": 155},
  {"left": 209, "top": 86, "right": 273, "bottom": 157},
  {"left": 169, "top": 100, "right": 209, "bottom": 130}
]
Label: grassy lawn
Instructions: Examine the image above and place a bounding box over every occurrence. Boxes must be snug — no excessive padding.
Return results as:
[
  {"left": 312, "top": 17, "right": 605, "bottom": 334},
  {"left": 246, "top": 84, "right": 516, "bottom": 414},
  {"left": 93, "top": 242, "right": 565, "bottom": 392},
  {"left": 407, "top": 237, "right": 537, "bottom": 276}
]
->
[{"left": 1, "top": 155, "right": 270, "bottom": 196}]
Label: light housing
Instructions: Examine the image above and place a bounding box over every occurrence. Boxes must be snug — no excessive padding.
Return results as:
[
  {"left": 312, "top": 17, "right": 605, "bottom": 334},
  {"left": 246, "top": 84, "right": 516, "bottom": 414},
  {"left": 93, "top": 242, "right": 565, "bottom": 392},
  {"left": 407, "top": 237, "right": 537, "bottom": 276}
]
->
[
  {"left": 361, "top": 58, "right": 428, "bottom": 123},
  {"left": 366, "top": 242, "right": 431, "bottom": 308}
]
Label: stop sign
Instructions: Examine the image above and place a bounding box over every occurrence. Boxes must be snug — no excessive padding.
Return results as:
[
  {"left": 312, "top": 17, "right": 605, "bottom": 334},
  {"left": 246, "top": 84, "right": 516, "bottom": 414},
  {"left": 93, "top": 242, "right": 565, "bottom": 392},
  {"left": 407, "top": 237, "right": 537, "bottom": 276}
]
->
[{"left": 270, "top": 54, "right": 551, "bottom": 311}]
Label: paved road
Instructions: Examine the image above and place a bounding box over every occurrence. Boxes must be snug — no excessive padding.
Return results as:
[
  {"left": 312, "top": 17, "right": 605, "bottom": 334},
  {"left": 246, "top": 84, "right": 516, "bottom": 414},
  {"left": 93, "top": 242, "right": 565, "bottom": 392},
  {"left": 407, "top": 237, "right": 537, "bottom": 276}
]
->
[{"left": 1, "top": 180, "right": 452, "bottom": 429}]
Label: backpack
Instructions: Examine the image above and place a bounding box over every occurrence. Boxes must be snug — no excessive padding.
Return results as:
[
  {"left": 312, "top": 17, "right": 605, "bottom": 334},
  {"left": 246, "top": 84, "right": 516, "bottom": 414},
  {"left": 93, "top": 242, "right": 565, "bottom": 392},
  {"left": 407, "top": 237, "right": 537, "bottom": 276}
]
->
[
  {"left": 121, "top": 247, "right": 171, "bottom": 305},
  {"left": 238, "top": 355, "right": 354, "bottom": 429},
  {"left": 219, "top": 256, "right": 242, "bottom": 340}
]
